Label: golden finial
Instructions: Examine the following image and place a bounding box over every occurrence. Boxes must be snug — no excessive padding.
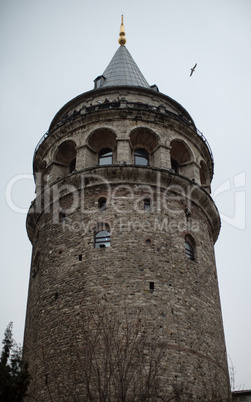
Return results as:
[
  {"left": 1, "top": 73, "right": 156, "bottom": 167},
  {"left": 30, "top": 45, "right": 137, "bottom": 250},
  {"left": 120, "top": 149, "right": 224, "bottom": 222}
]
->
[{"left": 118, "top": 15, "right": 126, "bottom": 46}]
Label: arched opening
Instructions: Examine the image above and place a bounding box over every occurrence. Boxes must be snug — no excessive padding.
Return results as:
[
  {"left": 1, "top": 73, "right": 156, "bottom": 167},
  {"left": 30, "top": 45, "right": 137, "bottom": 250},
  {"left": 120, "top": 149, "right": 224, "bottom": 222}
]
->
[
  {"left": 185, "top": 235, "right": 195, "bottom": 261},
  {"left": 55, "top": 140, "right": 77, "bottom": 176},
  {"left": 99, "top": 148, "right": 113, "bottom": 166},
  {"left": 130, "top": 127, "right": 159, "bottom": 166},
  {"left": 130, "top": 128, "right": 159, "bottom": 150},
  {"left": 170, "top": 140, "right": 193, "bottom": 177},
  {"left": 135, "top": 148, "right": 149, "bottom": 166},
  {"left": 88, "top": 128, "right": 116, "bottom": 152},
  {"left": 87, "top": 128, "right": 116, "bottom": 166},
  {"left": 94, "top": 222, "right": 111, "bottom": 248},
  {"left": 95, "top": 230, "right": 110, "bottom": 248}
]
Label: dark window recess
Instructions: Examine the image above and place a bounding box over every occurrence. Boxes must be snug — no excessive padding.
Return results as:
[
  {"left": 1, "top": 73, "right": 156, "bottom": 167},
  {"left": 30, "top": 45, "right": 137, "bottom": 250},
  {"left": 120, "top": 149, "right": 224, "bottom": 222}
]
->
[
  {"left": 171, "top": 158, "right": 179, "bottom": 173},
  {"left": 149, "top": 282, "right": 154, "bottom": 293},
  {"left": 99, "top": 148, "right": 113, "bottom": 165},
  {"left": 98, "top": 197, "right": 107, "bottom": 211},
  {"left": 79, "top": 254, "right": 82, "bottom": 261},
  {"left": 60, "top": 212, "right": 66, "bottom": 223},
  {"left": 45, "top": 374, "right": 48, "bottom": 384},
  {"left": 185, "top": 208, "right": 191, "bottom": 222},
  {"left": 144, "top": 198, "right": 151, "bottom": 210},
  {"left": 146, "top": 239, "right": 151, "bottom": 245},
  {"left": 55, "top": 292, "right": 58, "bottom": 300},
  {"left": 69, "top": 158, "right": 76, "bottom": 173},
  {"left": 135, "top": 148, "right": 149, "bottom": 166}
]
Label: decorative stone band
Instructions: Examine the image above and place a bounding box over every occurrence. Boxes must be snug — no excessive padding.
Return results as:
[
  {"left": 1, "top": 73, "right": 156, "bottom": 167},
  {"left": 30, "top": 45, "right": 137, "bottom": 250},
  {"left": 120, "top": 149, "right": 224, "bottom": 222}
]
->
[{"left": 26, "top": 165, "right": 220, "bottom": 244}]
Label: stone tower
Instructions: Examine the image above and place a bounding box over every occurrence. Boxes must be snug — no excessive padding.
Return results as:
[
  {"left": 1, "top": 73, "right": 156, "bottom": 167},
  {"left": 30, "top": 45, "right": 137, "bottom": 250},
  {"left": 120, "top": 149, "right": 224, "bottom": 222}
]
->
[{"left": 24, "top": 18, "right": 231, "bottom": 401}]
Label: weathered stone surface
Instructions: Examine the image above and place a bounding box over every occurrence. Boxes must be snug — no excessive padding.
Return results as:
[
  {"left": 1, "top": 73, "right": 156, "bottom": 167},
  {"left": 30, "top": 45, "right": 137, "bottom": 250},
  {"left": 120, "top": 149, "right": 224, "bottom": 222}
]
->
[{"left": 24, "top": 86, "right": 230, "bottom": 401}]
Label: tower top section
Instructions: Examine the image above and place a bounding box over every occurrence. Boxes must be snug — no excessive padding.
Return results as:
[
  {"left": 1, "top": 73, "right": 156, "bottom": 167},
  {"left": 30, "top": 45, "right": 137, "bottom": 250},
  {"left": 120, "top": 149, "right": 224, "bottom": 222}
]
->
[
  {"left": 94, "top": 15, "right": 151, "bottom": 90},
  {"left": 118, "top": 15, "right": 126, "bottom": 46}
]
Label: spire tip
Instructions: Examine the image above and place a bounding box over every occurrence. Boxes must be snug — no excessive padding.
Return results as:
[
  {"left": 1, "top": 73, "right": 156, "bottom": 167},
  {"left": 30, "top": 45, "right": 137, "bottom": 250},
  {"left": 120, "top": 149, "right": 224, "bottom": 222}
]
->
[{"left": 118, "top": 15, "right": 126, "bottom": 46}]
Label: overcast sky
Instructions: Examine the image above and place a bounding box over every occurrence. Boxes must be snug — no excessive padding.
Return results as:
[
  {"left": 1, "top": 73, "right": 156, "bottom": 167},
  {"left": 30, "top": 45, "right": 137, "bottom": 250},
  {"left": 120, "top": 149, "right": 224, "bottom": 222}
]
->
[{"left": 1, "top": 0, "right": 250, "bottom": 390}]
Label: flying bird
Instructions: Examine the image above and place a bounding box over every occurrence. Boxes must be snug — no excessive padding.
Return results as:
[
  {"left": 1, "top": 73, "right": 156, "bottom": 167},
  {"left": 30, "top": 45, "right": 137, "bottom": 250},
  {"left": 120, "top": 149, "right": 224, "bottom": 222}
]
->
[{"left": 190, "top": 63, "right": 197, "bottom": 77}]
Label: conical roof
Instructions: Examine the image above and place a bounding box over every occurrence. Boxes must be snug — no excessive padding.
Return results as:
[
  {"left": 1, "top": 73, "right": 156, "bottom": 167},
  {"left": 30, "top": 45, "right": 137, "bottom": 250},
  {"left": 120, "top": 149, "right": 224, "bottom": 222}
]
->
[{"left": 96, "top": 45, "right": 151, "bottom": 89}]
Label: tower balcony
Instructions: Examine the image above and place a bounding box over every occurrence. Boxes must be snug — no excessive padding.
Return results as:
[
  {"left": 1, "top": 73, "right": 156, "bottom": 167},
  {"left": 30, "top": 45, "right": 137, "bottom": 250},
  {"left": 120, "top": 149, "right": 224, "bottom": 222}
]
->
[{"left": 32, "top": 88, "right": 214, "bottom": 196}]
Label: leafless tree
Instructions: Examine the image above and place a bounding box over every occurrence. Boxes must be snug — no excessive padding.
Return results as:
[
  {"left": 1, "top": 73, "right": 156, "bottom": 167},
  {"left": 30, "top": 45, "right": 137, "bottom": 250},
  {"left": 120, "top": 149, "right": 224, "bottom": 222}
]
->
[
  {"left": 25, "top": 304, "right": 232, "bottom": 401},
  {"left": 26, "top": 304, "right": 169, "bottom": 401}
]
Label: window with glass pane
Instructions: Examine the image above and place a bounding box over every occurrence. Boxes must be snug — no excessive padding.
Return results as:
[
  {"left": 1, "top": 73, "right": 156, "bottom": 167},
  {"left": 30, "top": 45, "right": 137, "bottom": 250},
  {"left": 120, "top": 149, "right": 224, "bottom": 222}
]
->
[
  {"left": 135, "top": 148, "right": 148, "bottom": 165},
  {"left": 185, "top": 241, "right": 194, "bottom": 260},
  {"left": 99, "top": 148, "right": 112, "bottom": 165},
  {"left": 95, "top": 230, "right": 111, "bottom": 248}
]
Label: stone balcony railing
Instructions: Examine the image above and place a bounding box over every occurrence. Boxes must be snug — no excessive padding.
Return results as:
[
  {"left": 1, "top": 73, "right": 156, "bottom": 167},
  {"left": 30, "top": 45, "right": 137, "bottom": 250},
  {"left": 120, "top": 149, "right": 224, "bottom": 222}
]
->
[{"left": 33, "top": 99, "right": 214, "bottom": 170}]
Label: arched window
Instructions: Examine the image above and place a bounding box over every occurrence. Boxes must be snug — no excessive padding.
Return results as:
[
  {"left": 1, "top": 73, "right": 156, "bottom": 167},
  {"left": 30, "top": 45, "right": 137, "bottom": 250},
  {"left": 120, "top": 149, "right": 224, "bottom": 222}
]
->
[
  {"left": 185, "top": 236, "right": 195, "bottom": 260},
  {"left": 95, "top": 230, "right": 111, "bottom": 248},
  {"left": 170, "top": 140, "right": 192, "bottom": 177},
  {"left": 98, "top": 197, "right": 107, "bottom": 211},
  {"left": 135, "top": 148, "right": 149, "bottom": 166},
  {"left": 99, "top": 148, "right": 113, "bottom": 165},
  {"left": 144, "top": 198, "right": 151, "bottom": 210},
  {"left": 55, "top": 140, "right": 77, "bottom": 175}
]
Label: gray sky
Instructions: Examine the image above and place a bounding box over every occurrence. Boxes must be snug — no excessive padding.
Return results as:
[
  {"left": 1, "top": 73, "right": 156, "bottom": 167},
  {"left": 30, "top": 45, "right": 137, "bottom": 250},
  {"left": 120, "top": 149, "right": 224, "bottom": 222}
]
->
[{"left": 1, "top": 0, "right": 250, "bottom": 390}]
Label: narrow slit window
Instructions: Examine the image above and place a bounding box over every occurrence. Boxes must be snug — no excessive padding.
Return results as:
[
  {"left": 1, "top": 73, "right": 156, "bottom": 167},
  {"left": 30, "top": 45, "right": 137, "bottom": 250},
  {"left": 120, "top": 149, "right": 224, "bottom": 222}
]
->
[
  {"left": 144, "top": 198, "right": 151, "bottom": 210},
  {"left": 98, "top": 197, "right": 107, "bottom": 211},
  {"left": 149, "top": 282, "right": 154, "bottom": 293},
  {"left": 60, "top": 211, "right": 66, "bottom": 223}
]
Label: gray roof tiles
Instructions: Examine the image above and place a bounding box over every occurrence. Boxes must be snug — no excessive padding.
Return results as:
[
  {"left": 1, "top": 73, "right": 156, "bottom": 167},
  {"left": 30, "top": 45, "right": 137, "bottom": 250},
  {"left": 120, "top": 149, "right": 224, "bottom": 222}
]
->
[{"left": 99, "top": 45, "right": 150, "bottom": 89}]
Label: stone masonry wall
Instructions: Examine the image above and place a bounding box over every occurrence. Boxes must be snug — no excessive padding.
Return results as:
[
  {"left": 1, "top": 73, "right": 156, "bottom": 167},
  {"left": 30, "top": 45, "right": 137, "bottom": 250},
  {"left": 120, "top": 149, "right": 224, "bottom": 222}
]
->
[
  {"left": 24, "top": 86, "right": 230, "bottom": 401},
  {"left": 24, "top": 173, "right": 230, "bottom": 400}
]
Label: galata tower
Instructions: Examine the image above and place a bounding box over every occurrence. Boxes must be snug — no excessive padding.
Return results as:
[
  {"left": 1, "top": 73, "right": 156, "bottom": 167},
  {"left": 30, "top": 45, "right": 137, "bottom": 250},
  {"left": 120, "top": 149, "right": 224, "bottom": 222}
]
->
[{"left": 24, "top": 17, "right": 231, "bottom": 401}]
